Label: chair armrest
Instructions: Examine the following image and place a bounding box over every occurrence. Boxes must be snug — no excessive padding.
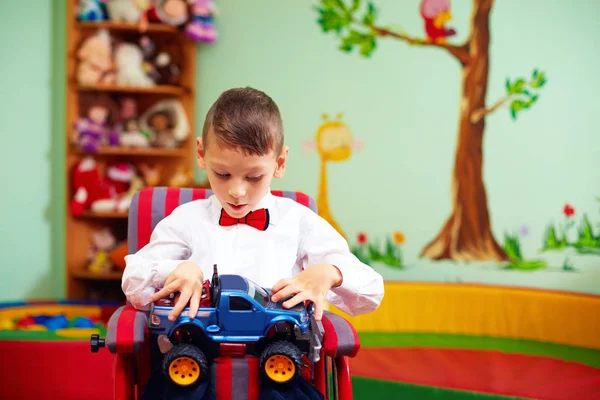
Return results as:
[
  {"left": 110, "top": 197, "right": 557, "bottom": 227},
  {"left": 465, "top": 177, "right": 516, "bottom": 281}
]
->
[
  {"left": 321, "top": 311, "right": 360, "bottom": 358},
  {"left": 106, "top": 304, "right": 148, "bottom": 354}
]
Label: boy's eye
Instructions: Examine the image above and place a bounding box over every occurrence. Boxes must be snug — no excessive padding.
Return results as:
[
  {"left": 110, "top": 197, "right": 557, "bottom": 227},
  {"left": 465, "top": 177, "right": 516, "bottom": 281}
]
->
[
  {"left": 214, "top": 171, "right": 230, "bottom": 179},
  {"left": 247, "top": 175, "right": 263, "bottom": 182}
]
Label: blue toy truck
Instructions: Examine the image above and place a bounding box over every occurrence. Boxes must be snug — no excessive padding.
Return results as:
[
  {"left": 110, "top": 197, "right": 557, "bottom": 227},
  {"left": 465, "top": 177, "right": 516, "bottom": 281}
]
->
[{"left": 148, "top": 264, "right": 324, "bottom": 387}]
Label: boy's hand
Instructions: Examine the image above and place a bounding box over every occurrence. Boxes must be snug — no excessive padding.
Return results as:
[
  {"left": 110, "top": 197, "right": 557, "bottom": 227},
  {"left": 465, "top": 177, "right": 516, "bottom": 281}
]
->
[
  {"left": 149, "top": 261, "right": 204, "bottom": 321},
  {"left": 270, "top": 263, "right": 342, "bottom": 321}
]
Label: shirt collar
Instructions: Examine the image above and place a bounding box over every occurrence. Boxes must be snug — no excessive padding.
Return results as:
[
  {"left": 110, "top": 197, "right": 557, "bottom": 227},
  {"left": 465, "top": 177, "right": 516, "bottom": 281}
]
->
[{"left": 209, "top": 190, "right": 278, "bottom": 227}]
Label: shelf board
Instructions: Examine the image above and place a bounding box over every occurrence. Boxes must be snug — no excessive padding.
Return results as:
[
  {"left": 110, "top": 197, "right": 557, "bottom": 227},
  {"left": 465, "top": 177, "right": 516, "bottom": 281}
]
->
[
  {"left": 80, "top": 211, "right": 128, "bottom": 219},
  {"left": 77, "top": 84, "right": 187, "bottom": 96},
  {"left": 76, "top": 21, "right": 179, "bottom": 33},
  {"left": 71, "top": 270, "right": 123, "bottom": 281},
  {"left": 73, "top": 146, "right": 188, "bottom": 157}
]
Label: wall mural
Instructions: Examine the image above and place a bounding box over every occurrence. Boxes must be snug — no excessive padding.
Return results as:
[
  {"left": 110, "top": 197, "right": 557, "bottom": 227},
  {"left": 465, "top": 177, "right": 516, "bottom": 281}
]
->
[{"left": 313, "top": 0, "right": 600, "bottom": 293}]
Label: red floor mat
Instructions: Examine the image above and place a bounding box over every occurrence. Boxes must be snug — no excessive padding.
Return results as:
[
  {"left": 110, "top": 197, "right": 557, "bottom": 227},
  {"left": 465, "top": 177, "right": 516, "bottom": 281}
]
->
[
  {"left": 351, "top": 347, "right": 600, "bottom": 400},
  {"left": 0, "top": 340, "right": 114, "bottom": 400}
]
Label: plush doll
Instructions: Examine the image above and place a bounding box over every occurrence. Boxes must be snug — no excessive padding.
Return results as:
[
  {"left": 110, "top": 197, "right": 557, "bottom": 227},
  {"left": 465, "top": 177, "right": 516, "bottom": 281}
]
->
[
  {"left": 105, "top": 0, "right": 141, "bottom": 22},
  {"left": 88, "top": 228, "right": 117, "bottom": 274},
  {"left": 73, "top": 95, "right": 120, "bottom": 152},
  {"left": 185, "top": 0, "right": 218, "bottom": 43},
  {"left": 140, "top": 99, "right": 190, "bottom": 147},
  {"left": 77, "top": 29, "right": 116, "bottom": 85},
  {"left": 77, "top": 0, "right": 109, "bottom": 21},
  {"left": 115, "top": 42, "right": 155, "bottom": 86}
]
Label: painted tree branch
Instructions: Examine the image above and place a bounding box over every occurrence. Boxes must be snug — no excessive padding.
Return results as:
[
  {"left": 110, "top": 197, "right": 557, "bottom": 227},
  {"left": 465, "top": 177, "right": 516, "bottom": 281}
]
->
[
  {"left": 470, "top": 95, "right": 509, "bottom": 123},
  {"left": 369, "top": 24, "right": 471, "bottom": 66}
]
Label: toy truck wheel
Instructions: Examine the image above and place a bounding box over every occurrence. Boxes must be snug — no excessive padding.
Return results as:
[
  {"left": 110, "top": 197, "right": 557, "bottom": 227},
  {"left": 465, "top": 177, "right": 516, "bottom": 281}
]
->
[
  {"left": 260, "top": 341, "right": 303, "bottom": 384},
  {"left": 162, "top": 344, "right": 208, "bottom": 387}
]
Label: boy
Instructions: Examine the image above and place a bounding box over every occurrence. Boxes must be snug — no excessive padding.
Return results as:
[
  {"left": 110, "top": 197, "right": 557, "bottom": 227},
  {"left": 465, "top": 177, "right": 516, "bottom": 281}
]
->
[{"left": 122, "top": 87, "right": 384, "bottom": 325}]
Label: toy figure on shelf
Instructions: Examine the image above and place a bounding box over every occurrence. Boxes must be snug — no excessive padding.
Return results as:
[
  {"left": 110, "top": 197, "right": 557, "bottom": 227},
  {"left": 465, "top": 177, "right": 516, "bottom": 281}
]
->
[
  {"left": 115, "top": 42, "right": 155, "bottom": 87},
  {"left": 77, "top": 0, "right": 109, "bottom": 21},
  {"left": 168, "top": 165, "right": 193, "bottom": 187},
  {"left": 76, "top": 29, "right": 116, "bottom": 85},
  {"left": 140, "top": 99, "right": 190, "bottom": 148},
  {"left": 149, "top": 0, "right": 190, "bottom": 26},
  {"left": 139, "top": 36, "right": 184, "bottom": 85},
  {"left": 117, "top": 174, "right": 146, "bottom": 212},
  {"left": 185, "top": 0, "right": 218, "bottom": 43},
  {"left": 73, "top": 95, "right": 120, "bottom": 152},
  {"left": 88, "top": 228, "right": 117, "bottom": 274}
]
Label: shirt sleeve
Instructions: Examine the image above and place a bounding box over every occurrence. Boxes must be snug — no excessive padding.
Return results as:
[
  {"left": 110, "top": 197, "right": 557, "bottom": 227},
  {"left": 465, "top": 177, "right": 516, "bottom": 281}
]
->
[
  {"left": 297, "top": 210, "right": 384, "bottom": 316},
  {"left": 121, "top": 208, "right": 192, "bottom": 310}
]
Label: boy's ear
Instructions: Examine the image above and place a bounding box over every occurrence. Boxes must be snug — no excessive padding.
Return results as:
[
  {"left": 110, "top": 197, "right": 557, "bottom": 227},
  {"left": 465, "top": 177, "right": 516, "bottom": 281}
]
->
[
  {"left": 196, "top": 137, "right": 207, "bottom": 170},
  {"left": 273, "top": 145, "right": 289, "bottom": 179}
]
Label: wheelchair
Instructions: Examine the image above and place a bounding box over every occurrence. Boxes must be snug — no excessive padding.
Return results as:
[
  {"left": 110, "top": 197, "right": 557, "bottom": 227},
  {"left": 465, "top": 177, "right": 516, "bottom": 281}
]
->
[{"left": 92, "top": 187, "right": 361, "bottom": 400}]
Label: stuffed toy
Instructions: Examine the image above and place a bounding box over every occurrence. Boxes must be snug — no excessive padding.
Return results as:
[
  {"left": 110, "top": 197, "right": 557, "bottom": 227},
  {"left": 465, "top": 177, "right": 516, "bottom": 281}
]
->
[
  {"left": 77, "top": 0, "right": 109, "bottom": 21},
  {"left": 77, "top": 29, "right": 116, "bottom": 85},
  {"left": 139, "top": 163, "right": 162, "bottom": 186},
  {"left": 185, "top": 0, "right": 218, "bottom": 43},
  {"left": 115, "top": 42, "right": 155, "bottom": 87},
  {"left": 73, "top": 94, "right": 120, "bottom": 152},
  {"left": 88, "top": 228, "right": 117, "bottom": 274},
  {"left": 105, "top": 0, "right": 141, "bottom": 22},
  {"left": 69, "top": 157, "right": 114, "bottom": 216}
]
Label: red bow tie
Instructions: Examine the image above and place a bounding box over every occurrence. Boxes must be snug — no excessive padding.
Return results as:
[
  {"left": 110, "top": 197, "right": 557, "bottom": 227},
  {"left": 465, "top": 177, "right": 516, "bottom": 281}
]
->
[{"left": 218, "top": 208, "right": 270, "bottom": 231}]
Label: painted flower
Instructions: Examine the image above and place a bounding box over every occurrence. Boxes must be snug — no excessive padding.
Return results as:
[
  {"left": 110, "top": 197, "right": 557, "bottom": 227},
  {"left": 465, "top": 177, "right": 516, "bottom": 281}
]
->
[
  {"left": 563, "top": 204, "right": 575, "bottom": 217},
  {"left": 357, "top": 232, "right": 367, "bottom": 245},
  {"left": 393, "top": 231, "right": 406, "bottom": 245},
  {"left": 520, "top": 225, "right": 529, "bottom": 236}
]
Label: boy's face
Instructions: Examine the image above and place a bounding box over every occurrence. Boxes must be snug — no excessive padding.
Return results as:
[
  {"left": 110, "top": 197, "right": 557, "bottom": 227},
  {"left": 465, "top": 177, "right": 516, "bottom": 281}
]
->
[{"left": 196, "top": 132, "right": 288, "bottom": 218}]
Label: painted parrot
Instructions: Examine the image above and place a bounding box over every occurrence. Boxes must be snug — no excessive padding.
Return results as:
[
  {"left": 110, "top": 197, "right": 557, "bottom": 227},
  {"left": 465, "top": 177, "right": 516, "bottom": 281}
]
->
[{"left": 420, "top": 0, "right": 457, "bottom": 44}]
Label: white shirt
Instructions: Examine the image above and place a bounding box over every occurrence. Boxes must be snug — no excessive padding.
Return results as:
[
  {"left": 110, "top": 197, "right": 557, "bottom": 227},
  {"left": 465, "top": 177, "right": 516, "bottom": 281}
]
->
[{"left": 122, "top": 191, "right": 384, "bottom": 316}]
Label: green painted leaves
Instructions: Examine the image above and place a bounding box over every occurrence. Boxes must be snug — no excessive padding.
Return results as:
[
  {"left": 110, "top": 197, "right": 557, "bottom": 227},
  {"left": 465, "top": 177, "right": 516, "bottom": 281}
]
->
[
  {"left": 315, "top": 0, "right": 379, "bottom": 57},
  {"left": 506, "top": 69, "right": 547, "bottom": 120}
]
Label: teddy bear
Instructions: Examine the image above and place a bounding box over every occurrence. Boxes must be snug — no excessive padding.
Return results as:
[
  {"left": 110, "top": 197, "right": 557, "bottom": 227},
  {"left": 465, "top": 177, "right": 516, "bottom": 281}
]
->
[
  {"left": 77, "top": 29, "right": 116, "bottom": 85},
  {"left": 115, "top": 42, "right": 155, "bottom": 87}
]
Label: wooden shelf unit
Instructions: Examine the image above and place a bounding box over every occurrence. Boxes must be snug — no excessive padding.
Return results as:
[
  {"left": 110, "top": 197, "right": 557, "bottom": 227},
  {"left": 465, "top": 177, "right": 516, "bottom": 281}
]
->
[{"left": 65, "top": 1, "right": 197, "bottom": 302}]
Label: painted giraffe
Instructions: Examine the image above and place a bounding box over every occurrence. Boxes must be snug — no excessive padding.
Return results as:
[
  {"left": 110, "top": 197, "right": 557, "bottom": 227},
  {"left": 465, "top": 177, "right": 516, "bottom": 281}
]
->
[{"left": 313, "top": 113, "right": 357, "bottom": 240}]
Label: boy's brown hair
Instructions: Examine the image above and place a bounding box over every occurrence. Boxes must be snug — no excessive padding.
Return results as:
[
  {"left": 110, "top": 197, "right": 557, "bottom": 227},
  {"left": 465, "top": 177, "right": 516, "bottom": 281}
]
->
[{"left": 201, "top": 87, "right": 284, "bottom": 156}]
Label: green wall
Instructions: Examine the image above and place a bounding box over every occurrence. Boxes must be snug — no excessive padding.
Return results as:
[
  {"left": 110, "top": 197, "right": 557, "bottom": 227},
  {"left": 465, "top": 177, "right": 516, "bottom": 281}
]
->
[{"left": 0, "top": 0, "right": 598, "bottom": 301}]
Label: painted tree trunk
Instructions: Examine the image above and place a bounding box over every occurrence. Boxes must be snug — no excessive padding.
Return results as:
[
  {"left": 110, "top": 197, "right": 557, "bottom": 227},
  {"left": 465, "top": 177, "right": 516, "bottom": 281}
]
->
[{"left": 420, "top": 0, "right": 507, "bottom": 261}]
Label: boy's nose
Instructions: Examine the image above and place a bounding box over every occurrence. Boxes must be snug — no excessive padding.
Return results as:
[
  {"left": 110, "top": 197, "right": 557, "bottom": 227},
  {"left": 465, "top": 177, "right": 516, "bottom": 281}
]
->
[{"left": 229, "top": 185, "right": 246, "bottom": 198}]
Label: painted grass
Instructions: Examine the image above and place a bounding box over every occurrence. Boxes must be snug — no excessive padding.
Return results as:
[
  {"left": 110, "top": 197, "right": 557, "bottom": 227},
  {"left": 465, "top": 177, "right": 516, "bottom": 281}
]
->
[{"left": 357, "top": 332, "right": 600, "bottom": 368}]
